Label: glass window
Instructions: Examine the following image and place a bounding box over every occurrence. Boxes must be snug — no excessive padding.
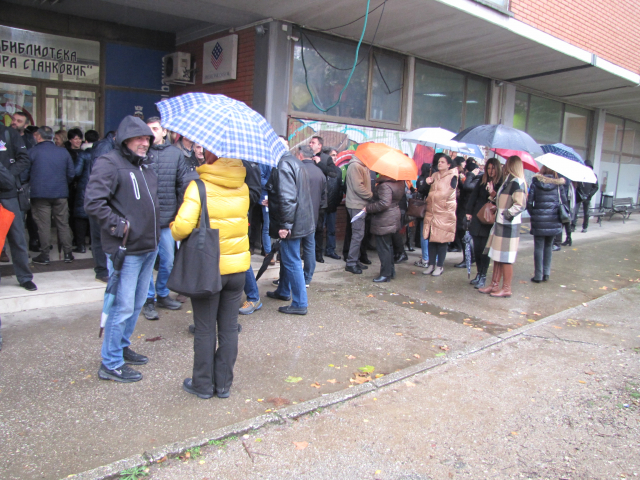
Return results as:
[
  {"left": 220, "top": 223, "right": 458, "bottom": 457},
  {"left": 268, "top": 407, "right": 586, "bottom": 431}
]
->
[
  {"left": 412, "top": 62, "right": 464, "bottom": 132},
  {"left": 0, "top": 82, "right": 37, "bottom": 127},
  {"left": 617, "top": 156, "right": 640, "bottom": 203},
  {"left": 527, "top": 95, "right": 562, "bottom": 144},
  {"left": 46, "top": 88, "right": 96, "bottom": 132},
  {"left": 513, "top": 92, "right": 529, "bottom": 132},
  {"left": 465, "top": 77, "right": 488, "bottom": 128},
  {"left": 622, "top": 120, "right": 640, "bottom": 156},
  {"left": 603, "top": 115, "right": 624, "bottom": 151},
  {"left": 562, "top": 105, "right": 590, "bottom": 148},
  {"left": 291, "top": 33, "right": 370, "bottom": 120},
  {"left": 599, "top": 153, "right": 619, "bottom": 196},
  {"left": 370, "top": 52, "right": 404, "bottom": 124}
]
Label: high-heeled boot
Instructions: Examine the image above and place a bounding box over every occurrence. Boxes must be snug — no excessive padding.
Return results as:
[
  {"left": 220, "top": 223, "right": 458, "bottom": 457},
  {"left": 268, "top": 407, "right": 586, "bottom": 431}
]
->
[
  {"left": 479, "top": 262, "right": 501, "bottom": 294},
  {"left": 491, "top": 263, "right": 513, "bottom": 297}
]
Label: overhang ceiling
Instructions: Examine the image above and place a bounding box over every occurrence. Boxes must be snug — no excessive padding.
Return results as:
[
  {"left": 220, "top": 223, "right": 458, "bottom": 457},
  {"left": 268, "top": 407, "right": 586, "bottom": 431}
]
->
[{"left": 4, "top": 0, "right": 640, "bottom": 121}]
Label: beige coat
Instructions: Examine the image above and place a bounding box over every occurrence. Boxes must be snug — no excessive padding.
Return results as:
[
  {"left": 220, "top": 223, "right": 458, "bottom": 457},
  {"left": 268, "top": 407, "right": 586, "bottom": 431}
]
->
[
  {"left": 345, "top": 156, "right": 373, "bottom": 209},
  {"left": 423, "top": 168, "right": 458, "bottom": 243}
]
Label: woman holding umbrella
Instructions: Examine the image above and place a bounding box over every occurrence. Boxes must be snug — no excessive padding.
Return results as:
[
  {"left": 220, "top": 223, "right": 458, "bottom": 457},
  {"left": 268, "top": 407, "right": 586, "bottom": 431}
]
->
[
  {"left": 465, "top": 157, "right": 503, "bottom": 289},
  {"left": 479, "top": 156, "right": 528, "bottom": 297},
  {"left": 526, "top": 166, "right": 567, "bottom": 283},
  {"left": 422, "top": 153, "right": 458, "bottom": 276}
]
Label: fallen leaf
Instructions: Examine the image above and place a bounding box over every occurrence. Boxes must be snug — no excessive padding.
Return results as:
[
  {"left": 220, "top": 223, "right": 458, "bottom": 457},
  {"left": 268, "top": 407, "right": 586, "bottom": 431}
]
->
[
  {"left": 293, "top": 441, "right": 308, "bottom": 450},
  {"left": 553, "top": 326, "right": 562, "bottom": 329},
  {"left": 585, "top": 371, "right": 595, "bottom": 375},
  {"left": 375, "top": 470, "right": 382, "bottom": 475},
  {"left": 395, "top": 332, "right": 403, "bottom": 336},
  {"left": 199, "top": 460, "right": 205, "bottom": 465},
  {"left": 346, "top": 355, "right": 356, "bottom": 360},
  {"left": 440, "top": 345, "right": 450, "bottom": 351},
  {"left": 350, "top": 372, "right": 372, "bottom": 384},
  {"left": 327, "top": 379, "right": 337, "bottom": 384},
  {"left": 145, "top": 336, "right": 163, "bottom": 342},
  {"left": 187, "top": 310, "right": 192, "bottom": 313},
  {"left": 411, "top": 271, "right": 416, "bottom": 275},
  {"left": 578, "top": 380, "right": 586, "bottom": 384},
  {"left": 358, "top": 365, "right": 375, "bottom": 373},
  {"left": 374, "top": 373, "right": 384, "bottom": 378},
  {"left": 519, "top": 280, "right": 528, "bottom": 284},
  {"left": 264, "top": 408, "right": 272, "bottom": 413},
  {"left": 405, "top": 381, "right": 416, "bottom": 387},
  {"left": 511, "top": 431, "right": 518, "bottom": 436},
  {"left": 328, "top": 364, "right": 334, "bottom": 367},
  {"left": 310, "top": 382, "right": 321, "bottom": 388},
  {"left": 267, "top": 397, "right": 291, "bottom": 407},
  {"left": 435, "top": 353, "right": 445, "bottom": 357},
  {"left": 413, "top": 353, "right": 421, "bottom": 359},
  {"left": 533, "top": 312, "right": 541, "bottom": 316},
  {"left": 367, "top": 294, "right": 374, "bottom": 297},
  {"left": 435, "top": 291, "right": 443, "bottom": 294},
  {"left": 527, "top": 319, "right": 535, "bottom": 323},
  {"left": 257, "top": 398, "right": 264, "bottom": 402},
  {"left": 157, "top": 456, "right": 167, "bottom": 463},
  {"left": 439, "top": 312, "right": 448, "bottom": 315},
  {"left": 285, "top": 376, "right": 303, "bottom": 383}
]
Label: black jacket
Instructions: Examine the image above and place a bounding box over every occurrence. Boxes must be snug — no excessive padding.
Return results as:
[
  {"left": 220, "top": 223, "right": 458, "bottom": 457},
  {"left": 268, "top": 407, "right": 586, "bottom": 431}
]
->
[
  {"left": 457, "top": 171, "right": 479, "bottom": 228},
  {"left": 0, "top": 125, "right": 30, "bottom": 200},
  {"left": 149, "top": 143, "right": 198, "bottom": 228},
  {"left": 28, "top": 141, "right": 75, "bottom": 199},
  {"left": 526, "top": 174, "right": 568, "bottom": 237},
  {"left": 91, "top": 132, "right": 116, "bottom": 171},
  {"left": 266, "top": 154, "right": 315, "bottom": 240},
  {"left": 326, "top": 160, "right": 343, "bottom": 213},
  {"left": 466, "top": 176, "right": 503, "bottom": 237},
  {"left": 415, "top": 163, "right": 432, "bottom": 200},
  {"left": 74, "top": 148, "right": 92, "bottom": 218},
  {"left": 301, "top": 158, "right": 327, "bottom": 224},
  {"left": 576, "top": 176, "right": 599, "bottom": 203},
  {"left": 242, "top": 160, "right": 262, "bottom": 210},
  {"left": 85, "top": 116, "right": 160, "bottom": 256}
]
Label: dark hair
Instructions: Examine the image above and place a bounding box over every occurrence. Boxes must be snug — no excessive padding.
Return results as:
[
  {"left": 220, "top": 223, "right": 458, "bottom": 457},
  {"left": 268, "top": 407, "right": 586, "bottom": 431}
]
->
[
  {"left": 67, "top": 128, "right": 83, "bottom": 141},
  {"left": 298, "top": 145, "right": 314, "bottom": 158},
  {"left": 322, "top": 146, "right": 338, "bottom": 155},
  {"left": 311, "top": 135, "right": 323, "bottom": 146},
  {"left": 146, "top": 116, "right": 161, "bottom": 125},
  {"left": 539, "top": 165, "right": 558, "bottom": 178},
  {"left": 453, "top": 156, "right": 465, "bottom": 167},
  {"left": 465, "top": 158, "right": 478, "bottom": 172},
  {"left": 433, "top": 152, "right": 454, "bottom": 169},
  {"left": 481, "top": 158, "right": 502, "bottom": 185},
  {"left": 37, "top": 126, "right": 54, "bottom": 141},
  {"left": 13, "top": 111, "right": 28, "bottom": 121},
  {"left": 85, "top": 130, "right": 100, "bottom": 143}
]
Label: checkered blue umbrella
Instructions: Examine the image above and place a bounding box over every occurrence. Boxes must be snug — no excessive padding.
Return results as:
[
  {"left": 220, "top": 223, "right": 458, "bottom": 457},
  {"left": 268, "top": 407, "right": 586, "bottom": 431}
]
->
[
  {"left": 156, "top": 93, "right": 287, "bottom": 167},
  {"left": 540, "top": 143, "right": 585, "bottom": 164}
]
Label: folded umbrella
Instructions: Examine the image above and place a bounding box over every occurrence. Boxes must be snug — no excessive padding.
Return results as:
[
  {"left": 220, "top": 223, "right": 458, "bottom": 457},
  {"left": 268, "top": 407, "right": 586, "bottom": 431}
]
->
[
  {"left": 462, "top": 218, "right": 473, "bottom": 279},
  {"left": 493, "top": 148, "right": 540, "bottom": 173},
  {"left": 453, "top": 124, "right": 543, "bottom": 156},
  {"left": 99, "top": 221, "right": 130, "bottom": 338},
  {"left": 540, "top": 143, "right": 585, "bottom": 164},
  {"left": 355, "top": 143, "right": 418, "bottom": 181},
  {"left": 536, "top": 153, "right": 597, "bottom": 183},
  {"left": 255, "top": 239, "right": 280, "bottom": 281},
  {"left": 156, "top": 93, "right": 287, "bottom": 168}
]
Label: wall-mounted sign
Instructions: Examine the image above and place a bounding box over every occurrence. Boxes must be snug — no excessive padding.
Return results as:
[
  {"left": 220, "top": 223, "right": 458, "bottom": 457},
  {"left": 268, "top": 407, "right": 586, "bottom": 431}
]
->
[
  {"left": 0, "top": 25, "right": 100, "bottom": 84},
  {"left": 202, "top": 34, "right": 238, "bottom": 84}
]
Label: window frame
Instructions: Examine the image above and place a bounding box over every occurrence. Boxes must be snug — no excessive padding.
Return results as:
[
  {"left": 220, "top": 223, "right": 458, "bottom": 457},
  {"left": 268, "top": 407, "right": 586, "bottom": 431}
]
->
[{"left": 601, "top": 114, "right": 640, "bottom": 200}]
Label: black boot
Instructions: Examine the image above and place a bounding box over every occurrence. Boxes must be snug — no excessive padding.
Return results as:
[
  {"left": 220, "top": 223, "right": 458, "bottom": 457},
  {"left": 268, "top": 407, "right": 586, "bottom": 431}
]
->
[
  {"left": 474, "top": 275, "right": 487, "bottom": 289},
  {"left": 454, "top": 260, "right": 467, "bottom": 268},
  {"left": 470, "top": 273, "right": 481, "bottom": 285},
  {"left": 561, "top": 237, "right": 572, "bottom": 246}
]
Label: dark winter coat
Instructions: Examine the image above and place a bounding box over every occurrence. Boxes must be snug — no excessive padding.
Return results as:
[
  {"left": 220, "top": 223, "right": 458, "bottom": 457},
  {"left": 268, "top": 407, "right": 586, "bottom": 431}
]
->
[
  {"left": 576, "top": 176, "right": 599, "bottom": 203},
  {"left": 91, "top": 132, "right": 116, "bottom": 171},
  {"left": 266, "top": 154, "right": 315, "bottom": 240},
  {"left": 74, "top": 148, "right": 92, "bottom": 218},
  {"left": 366, "top": 177, "right": 405, "bottom": 236},
  {"left": 0, "top": 125, "right": 30, "bottom": 200},
  {"left": 84, "top": 115, "right": 160, "bottom": 256},
  {"left": 301, "top": 159, "right": 327, "bottom": 224},
  {"left": 466, "top": 176, "right": 503, "bottom": 237},
  {"left": 28, "top": 141, "right": 75, "bottom": 199},
  {"left": 457, "top": 172, "right": 479, "bottom": 228},
  {"left": 415, "top": 163, "right": 432, "bottom": 200},
  {"left": 242, "top": 160, "right": 262, "bottom": 210},
  {"left": 326, "top": 160, "right": 343, "bottom": 213},
  {"left": 148, "top": 143, "right": 198, "bottom": 228},
  {"left": 526, "top": 174, "right": 568, "bottom": 237}
]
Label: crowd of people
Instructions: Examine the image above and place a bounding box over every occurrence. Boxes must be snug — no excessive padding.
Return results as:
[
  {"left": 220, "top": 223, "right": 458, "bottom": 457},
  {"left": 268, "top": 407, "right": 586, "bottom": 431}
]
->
[{"left": 0, "top": 112, "right": 599, "bottom": 399}]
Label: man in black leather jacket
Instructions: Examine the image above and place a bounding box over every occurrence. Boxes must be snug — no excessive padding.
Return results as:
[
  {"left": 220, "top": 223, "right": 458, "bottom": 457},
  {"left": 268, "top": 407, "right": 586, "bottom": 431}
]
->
[
  {"left": 572, "top": 166, "right": 599, "bottom": 233},
  {"left": 265, "top": 152, "right": 314, "bottom": 315}
]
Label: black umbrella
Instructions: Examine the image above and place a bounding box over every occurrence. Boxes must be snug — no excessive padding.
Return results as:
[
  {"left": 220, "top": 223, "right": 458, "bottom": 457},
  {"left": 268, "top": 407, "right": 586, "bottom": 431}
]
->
[
  {"left": 452, "top": 124, "right": 543, "bottom": 156},
  {"left": 462, "top": 218, "right": 473, "bottom": 280},
  {"left": 255, "top": 239, "right": 280, "bottom": 281}
]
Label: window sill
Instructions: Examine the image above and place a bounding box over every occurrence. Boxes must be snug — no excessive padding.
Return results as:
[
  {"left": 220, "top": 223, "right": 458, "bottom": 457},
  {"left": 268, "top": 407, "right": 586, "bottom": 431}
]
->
[{"left": 472, "top": 0, "right": 514, "bottom": 17}]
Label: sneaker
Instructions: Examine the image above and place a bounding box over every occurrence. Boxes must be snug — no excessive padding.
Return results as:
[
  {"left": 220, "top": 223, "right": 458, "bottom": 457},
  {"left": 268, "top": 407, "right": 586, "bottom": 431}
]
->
[
  {"left": 20, "top": 280, "right": 37, "bottom": 291},
  {"left": 183, "top": 378, "right": 214, "bottom": 399},
  {"left": 142, "top": 298, "right": 160, "bottom": 320},
  {"left": 98, "top": 363, "right": 142, "bottom": 383},
  {"left": 157, "top": 295, "right": 182, "bottom": 310},
  {"left": 272, "top": 279, "right": 279, "bottom": 286},
  {"left": 414, "top": 259, "right": 429, "bottom": 268},
  {"left": 432, "top": 266, "right": 444, "bottom": 276},
  {"left": 64, "top": 252, "right": 74, "bottom": 263},
  {"left": 123, "top": 347, "right": 148, "bottom": 365},
  {"left": 32, "top": 253, "right": 50, "bottom": 265},
  {"left": 278, "top": 305, "right": 308, "bottom": 315},
  {"left": 581, "top": 228, "right": 588, "bottom": 233},
  {"left": 95, "top": 275, "right": 109, "bottom": 284},
  {"left": 239, "top": 300, "right": 262, "bottom": 315}
]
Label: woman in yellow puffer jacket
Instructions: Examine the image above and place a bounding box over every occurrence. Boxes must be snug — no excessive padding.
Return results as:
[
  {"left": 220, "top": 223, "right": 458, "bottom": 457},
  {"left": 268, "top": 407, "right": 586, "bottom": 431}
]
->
[{"left": 170, "top": 151, "right": 250, "bottom": 399}]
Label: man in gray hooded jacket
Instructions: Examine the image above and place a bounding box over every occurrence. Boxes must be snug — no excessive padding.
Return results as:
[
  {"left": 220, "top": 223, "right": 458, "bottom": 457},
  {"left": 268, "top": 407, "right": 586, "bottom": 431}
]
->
[{"left": 85, "top": 116, "right": 160, "bottom": 383}]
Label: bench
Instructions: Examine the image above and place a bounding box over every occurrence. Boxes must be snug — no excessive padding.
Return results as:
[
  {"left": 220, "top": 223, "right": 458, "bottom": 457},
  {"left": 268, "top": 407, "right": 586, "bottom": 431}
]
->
[
  {"left": 607, "top": 197, "right": 639, "bottom": 223},
  {"left": 588, "top": 208, "right": 605, "bottom": 226}
]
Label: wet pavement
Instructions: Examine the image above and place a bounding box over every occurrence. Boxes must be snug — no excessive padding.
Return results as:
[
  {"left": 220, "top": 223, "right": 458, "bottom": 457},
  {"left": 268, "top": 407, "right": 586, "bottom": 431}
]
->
[{"left": 0, "top": 218, "right": 639, "bottom": 479}]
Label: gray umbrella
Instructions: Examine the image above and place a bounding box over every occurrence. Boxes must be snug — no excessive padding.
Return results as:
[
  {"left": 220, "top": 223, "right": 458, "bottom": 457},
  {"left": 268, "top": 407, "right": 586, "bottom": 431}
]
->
[{"left": 452, "top": 124, "right": 543, "bottom": 156}]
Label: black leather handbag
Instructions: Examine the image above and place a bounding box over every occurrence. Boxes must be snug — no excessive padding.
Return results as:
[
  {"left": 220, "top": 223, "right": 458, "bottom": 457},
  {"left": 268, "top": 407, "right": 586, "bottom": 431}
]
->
[
  {"left": 558, "top": 188, "right": 571, "bottom": 224},
  {"left": 166, "top": 179, "right": 222, "bottom": 298}
]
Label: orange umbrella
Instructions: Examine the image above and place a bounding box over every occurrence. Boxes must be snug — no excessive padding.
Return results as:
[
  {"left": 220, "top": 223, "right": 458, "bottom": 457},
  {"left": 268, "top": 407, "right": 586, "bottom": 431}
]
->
[{"left": 354, "top": 142, "right": 418, "bottom": 181}]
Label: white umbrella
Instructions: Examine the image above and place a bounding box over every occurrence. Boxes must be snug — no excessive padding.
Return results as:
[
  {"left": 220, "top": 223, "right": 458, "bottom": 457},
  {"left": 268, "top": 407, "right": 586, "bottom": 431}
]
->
[
  {"left": 402, "top": 128, "right": 484, "bottom": 158},
  {"left": 536, "top": 153, "right": 597, "bottom": 183}
]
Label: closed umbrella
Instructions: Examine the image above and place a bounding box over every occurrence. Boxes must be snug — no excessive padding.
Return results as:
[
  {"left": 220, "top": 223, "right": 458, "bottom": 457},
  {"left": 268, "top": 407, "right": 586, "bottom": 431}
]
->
[
  {"left": 536, "top": 153, "right": 597, "bottom": 183},
  {"left": 453, "top": 124, "right": 543, "bottom": 156},
  {"left": 99, "top": 222, "right": 130, "bottom": 338},
  {"left": 354, "top": 143, "right": 418, "bottom": 181},
  {"left": 255, "top": 239, "right": 280, "bottom": 281},
  {"left": 156, "top": 93, "right": 287, "bottom": 167},
  {"left": 462, "top": 218, "right": 473, "bottom": 279},
  {"left": 540, "top": 143, "right": 585, "bottom": 164}
]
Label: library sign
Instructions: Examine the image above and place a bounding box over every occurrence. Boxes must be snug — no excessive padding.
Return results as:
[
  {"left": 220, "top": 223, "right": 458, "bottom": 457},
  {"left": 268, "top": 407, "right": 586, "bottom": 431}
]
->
[{"left": 0, "top": 25, "right": 100, "bottom": 84}]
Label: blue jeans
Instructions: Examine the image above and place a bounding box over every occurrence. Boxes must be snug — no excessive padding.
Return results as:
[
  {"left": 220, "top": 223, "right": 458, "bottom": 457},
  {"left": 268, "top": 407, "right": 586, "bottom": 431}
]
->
[
  {"left": 262, "top": 205, "right": 271, "bottom": 254},
  {"left": 301, "top": 233, "right": 316, "bottom": 285},
  {"left": 102, "top": 250, "right": 157, "bottom": 370},
  {"left": 419, "top": 219, "right": 429, "bottom": 262},
  {"left": 148, "top": 228, "right": 174, "bottom": 299},
  {"left": 324, "top": 211, "right": 337, "bottom": 255},
  {"left": 244, "top": 267, "right": 260, "bottom": 302},
  {"left": 275, "top": 237, "right": 308, "bottom": 308}
]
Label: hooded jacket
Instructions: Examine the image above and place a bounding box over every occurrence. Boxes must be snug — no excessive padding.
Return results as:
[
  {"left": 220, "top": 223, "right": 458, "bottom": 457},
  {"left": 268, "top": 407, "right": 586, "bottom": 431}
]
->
[
  {"left": 345, "top": 156, "right": 373, "bottom": 209},
  {"left": 526, "top": 174, "right": 567, "bottom": 237},
  {"left": 366, "top": 177, "right": 405, "bottom": 236},
  {"left": 423, "top": 168, "right": 458, "bottom": 243},
  {"left": 170, "top": 159, "right": 250, "bottom": 276},
  {"left": 84, "top": 116, "right": 160, "bottom": 256}
]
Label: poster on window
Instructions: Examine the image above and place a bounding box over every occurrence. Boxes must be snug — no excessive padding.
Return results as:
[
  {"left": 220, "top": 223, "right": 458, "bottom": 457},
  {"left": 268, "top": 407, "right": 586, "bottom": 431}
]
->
[{"left": 202, "top": 35, "right": 238, "bottom": 84}]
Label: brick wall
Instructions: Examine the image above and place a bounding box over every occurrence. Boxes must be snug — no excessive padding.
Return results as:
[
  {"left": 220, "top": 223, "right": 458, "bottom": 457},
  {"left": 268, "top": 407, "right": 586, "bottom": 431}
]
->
[
  {"left": 510, "top": 0, "right": 640, "bottom": 73},
  {"left": 172, "top": 28, "right": 256, "bottom": 106}
]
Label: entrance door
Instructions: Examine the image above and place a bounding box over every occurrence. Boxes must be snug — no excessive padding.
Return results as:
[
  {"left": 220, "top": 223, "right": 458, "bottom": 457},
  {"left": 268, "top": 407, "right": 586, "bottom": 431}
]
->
[{"left": 46, "top": 88, "right": 96, "bottom": 132}]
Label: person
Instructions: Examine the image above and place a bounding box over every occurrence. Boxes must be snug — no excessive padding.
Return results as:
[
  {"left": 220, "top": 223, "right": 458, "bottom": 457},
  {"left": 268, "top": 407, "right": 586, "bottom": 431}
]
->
[
  {"left": 176, "top": 135, "right": 197, "bottom": 170},
  {"left": 54, "top": 129, "right": 67, "bottom": 148},
  {"left": 454, "top": 158, "right": 480, "bottom": 268},
  {"left": 391, "top": 188, "right": 409, "bottom": 265},
  {"left": 479, "top": 156, "right": 528, "bottom": 298},
  {"left": 11, "top": 112, "right": 36, "bottom": 150},
  {"left": 265, "top": 151, "right": 315, "bottom": 315},
  {"left": 448, "top": 156, "right": 465, "bottom": 253},
  {"left": 422, "top": 153, "right": 458, "bottom": 276},
  {"left": 141, "top": 117, "right": 198, "bottom": 320},
  {"left": 309, "top": 135, "right": 331, "bottom": 176},
  {"left": 171, "top": 150, "right": 250, "bottom": 399},
  {"left": 365, "top": 175, "right": 405, "bottom": 282},
  {"left": 413, "top": 162, "right": 432, "bottom": 268},
  {"left": 29, "top": 126, "right": 76, "bottom": 265},
  {"left": 0, "top": 122, "right": 37, "bottom": 291},
  {"left": 465, "top": 158, "right": 503, "bottom": 289},
  {"left": 85, "top": 116, "right": 159, "bottom": 383},
  {"left": 193, "top": 144, "right": 205, "bottom": 166},
  {"left": 323, "top": 147, "right": 343, "bottom": 260},
  {"left": 558, "top": 175, "right": 574, "bottom": 247},
  {"left": 573, "top": 166, "right": 599, "bottom": 233},
  {"left": 527, "top": 166, "right": 567, "bottom": 283},
  {"left": 71, "top": 129, "right": 100, "bottom": 254},
  {"left": 299, "top": 145, "right": 327, "bottom": 286},
  {"left": 344, "top": 154, "right": 373, "bottom": 274}
]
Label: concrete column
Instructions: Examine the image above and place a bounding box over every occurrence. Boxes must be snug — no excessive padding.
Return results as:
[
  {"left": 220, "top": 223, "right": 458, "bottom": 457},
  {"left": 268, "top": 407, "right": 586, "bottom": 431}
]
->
[
  {"left": 403, "top": 56, "right": 415, "bottom": 131},
  {"left": 500, "top": 83, "right": 516, "bottom": 127},
  {"left": 488, "top": 81, "right": 501, "bottom": 124},
  {"left": 589, "top": 108, "right": 606, "bottom": 206}
]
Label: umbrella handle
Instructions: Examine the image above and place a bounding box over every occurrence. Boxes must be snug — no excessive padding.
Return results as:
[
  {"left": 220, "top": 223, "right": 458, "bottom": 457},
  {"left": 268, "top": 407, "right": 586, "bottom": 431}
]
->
[{"left": 122, "top": 220, "right": 131, "bottom": 247}]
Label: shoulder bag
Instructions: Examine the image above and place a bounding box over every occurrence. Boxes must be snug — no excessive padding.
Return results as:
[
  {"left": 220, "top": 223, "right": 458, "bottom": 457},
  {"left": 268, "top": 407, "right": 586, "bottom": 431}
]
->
[
  {"left": 166, "top": 179, "right": 222, "bottom": 298},
  {"left": 558, "top": 187, "right": 571, "bottom": 224},
  {"left": 406, "top": 198, "right": 427, "bottom": 218},
  {"left": 476, "top": 201, "right": 497, "bottom": 225}
]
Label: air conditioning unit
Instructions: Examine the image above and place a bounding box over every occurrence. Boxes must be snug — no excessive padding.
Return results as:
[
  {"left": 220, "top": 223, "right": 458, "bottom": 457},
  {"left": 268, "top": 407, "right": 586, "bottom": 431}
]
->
[{"left": 162, "top": 52, "right": 193, "bottom": 84}]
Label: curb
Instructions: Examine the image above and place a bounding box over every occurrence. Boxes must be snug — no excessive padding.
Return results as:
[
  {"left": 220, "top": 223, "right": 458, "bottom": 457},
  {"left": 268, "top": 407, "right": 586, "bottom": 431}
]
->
[{"left": 65, "top": 286, "right": 632, "bottom": 480}]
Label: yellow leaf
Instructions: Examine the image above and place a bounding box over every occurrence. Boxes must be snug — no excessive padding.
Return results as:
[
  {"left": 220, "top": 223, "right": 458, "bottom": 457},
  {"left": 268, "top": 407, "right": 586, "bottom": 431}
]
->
[
  {"left": 375, "top": 470, "right": 382, "bottom": 475},
  {"left": 439, "top": 312, "right": 447, "bottom": 315},
  {"left": 257, "top": 398, "right": 264, "bottom": 402},
  {"left": 327, "top": 379, "right": 337, "bottom": 384},
  {"left": 527, "top": 319, "right": 535, "bottom": 323},
  {"left": 199, "top": 460, "right": 205, "bottom": 465},
  {"left": 405, "top": 381, "right": 416, "bottom": 387},
  {"left": 374, "top": 373, "right": 384, "bottom": 378},
  {"left": 310, "top": 382, "right": 321, "bottom": 388},
  {"left": 578, "top": 380, "right": 586, "bottom": 384},
  {"left": 293, "top": 441, "right": 308, "bottom": 450},
  {"left": 187, "top": 310, "right": 192, "bottom": 313},
  {"left": 413, "top": 353, "right": 421, "bottom": 359},
  {"left": 395, "top": 332, "right": 403, "bottom": 336},
  {"left": 328, "top": 364, "right": 334, "bottom": 367}
]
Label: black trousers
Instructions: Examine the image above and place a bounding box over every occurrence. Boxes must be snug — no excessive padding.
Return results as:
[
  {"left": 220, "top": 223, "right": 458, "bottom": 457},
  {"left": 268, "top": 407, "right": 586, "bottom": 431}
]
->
[
  {"left": 89, "top": 216, "right": 108, "bottom": 278},
  {"left": 428, "top": 241, "right": 448, "bottom": 267},
  {"left": 74, "top": 217, "right": 89, "bottom": 247},
  {"left": 191, "top": 272, "right": 245, "bottom": 395},
  {"left": 315, "top": 209, "right": 325, "bottom": 258},
  {"left": 472, "top": 235, "right": 490, "bottom": 276},
  {"left": 375, "top": 234, "right": 395, "bottom": 278},
  {"left": 391, "top": 230, "right": 405, "bottom": 256}
]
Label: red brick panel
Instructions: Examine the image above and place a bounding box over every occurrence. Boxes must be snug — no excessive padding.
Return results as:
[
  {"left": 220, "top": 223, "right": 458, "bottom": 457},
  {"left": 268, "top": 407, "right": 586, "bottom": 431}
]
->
[
  {"left": 510, "top": 0, "right": 640, "bottom": 73},
  {"left": 172, "top": 28, "right": 256, "bottom": 106}
]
